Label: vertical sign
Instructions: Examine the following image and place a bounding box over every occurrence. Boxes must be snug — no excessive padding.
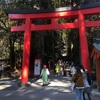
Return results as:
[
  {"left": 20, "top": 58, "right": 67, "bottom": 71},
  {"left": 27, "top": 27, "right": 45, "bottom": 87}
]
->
[{"left": 34, "top": 59, "right": 41, "bottom": 76}]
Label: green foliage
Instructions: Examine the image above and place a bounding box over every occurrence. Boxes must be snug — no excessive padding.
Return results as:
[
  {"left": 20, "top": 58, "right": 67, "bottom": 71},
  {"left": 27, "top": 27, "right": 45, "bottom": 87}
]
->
[
  {"left": 0, "top": 10, "right": 10, "bottom": 59},
  {"left": 0, "top": 0, "right": 100, "bottom": 71}
]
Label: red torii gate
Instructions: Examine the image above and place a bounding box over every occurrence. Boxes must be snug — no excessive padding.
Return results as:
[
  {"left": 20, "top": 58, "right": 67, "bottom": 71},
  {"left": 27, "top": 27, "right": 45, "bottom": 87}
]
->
[{"left": 5, "top": 2, "right": 100, "bottom": 85}]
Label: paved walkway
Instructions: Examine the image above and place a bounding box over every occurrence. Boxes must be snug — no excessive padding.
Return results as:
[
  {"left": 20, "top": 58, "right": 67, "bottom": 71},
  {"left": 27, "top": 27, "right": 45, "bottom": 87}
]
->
[{"left": 0, "top": 75, "right": 100, "bottom": 100}]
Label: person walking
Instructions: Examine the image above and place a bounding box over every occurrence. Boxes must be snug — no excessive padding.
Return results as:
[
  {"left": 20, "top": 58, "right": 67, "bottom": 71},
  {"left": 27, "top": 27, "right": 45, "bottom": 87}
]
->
[
  {"left": 55, "top": 62, "right": 61, "bottom": 76},
  {"left": 71, "top": 66, "right": 84, "bottom": 100},
  {"left": 70, "top": 62, "right": 76, "bottom": 76},
  {"left": 83, "top": 70, "right": 92, "bottom": 100},
  {"left": 40, "top": 65, "right": 50, "bottom": 86}
]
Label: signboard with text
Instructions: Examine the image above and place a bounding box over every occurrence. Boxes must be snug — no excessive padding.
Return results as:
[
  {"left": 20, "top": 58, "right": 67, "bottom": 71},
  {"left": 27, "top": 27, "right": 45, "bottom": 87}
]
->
[{"left": 34, "top": 59, "right": 41, "bottom": 76}]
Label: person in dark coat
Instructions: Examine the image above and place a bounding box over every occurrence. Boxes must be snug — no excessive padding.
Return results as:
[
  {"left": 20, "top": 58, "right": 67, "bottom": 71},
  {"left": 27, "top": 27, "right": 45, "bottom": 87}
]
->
[{"left": 71, "top": 66, "right": 84, "bottom": 100}]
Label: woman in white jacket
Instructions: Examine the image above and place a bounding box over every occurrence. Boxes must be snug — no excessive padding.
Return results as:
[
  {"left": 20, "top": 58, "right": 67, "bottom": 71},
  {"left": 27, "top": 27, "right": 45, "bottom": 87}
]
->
[{"left": 83, "top": 71, "right": 92, "bottom": 100}]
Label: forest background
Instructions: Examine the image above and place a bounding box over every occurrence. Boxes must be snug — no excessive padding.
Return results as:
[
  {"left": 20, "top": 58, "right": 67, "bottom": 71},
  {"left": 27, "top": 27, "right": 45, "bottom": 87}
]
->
[{"left": 0, "top": 0, "right": 100, "bottom": 78}]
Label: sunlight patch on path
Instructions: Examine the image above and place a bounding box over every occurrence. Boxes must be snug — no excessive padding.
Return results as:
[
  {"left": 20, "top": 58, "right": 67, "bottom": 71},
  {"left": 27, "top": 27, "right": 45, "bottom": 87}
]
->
[{"left": 0, "top": 84, "right": 11, "bottom": 90}]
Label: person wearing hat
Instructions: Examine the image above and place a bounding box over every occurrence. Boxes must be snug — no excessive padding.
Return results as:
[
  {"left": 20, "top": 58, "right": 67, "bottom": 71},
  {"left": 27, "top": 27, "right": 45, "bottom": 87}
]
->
[{"left": 40, "top": 65, "right": 50, "bottom": 86}]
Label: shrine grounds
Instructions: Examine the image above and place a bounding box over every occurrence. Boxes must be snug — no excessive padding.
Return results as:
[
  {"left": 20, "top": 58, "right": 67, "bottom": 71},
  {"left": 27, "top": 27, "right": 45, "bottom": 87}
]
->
[{"left": 0, "top": 74, "right": 100, "bottom": 100}]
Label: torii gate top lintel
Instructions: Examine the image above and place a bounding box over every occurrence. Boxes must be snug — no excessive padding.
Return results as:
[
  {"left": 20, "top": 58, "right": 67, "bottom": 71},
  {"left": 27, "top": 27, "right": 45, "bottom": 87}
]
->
[{"left": 4, "top": 2, "right": 100, "bottom": 32}]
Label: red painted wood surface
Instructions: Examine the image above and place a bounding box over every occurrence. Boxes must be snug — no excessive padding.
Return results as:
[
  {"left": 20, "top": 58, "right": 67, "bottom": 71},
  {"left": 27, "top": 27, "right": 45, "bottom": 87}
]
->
[
  {"left": 10, "top": 20, "right": 100, "bottom": 32},
  {"left": 96, "top": 58, "right": 100, "bottom": 89},
  {"left": 21, "top": 18, "right": 31, "bottom": 84},
  {"left": 9, "top": 7, "right": 100, "bottom": 19},
  {"left": 78, "top": 11, "right": 91, "bottom": 75}
]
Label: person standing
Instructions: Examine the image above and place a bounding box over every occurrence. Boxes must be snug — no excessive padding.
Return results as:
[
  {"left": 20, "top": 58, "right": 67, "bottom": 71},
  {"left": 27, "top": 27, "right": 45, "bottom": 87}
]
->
[
  {"left": 83, "top": 70, "right": 92, "bottom": 100},
  {"left": 40, "top": 65, "right": 50, "bottom": 86},
  {"left": 70, "top": 62, "right": 76, "bottom": 76},
  {"left": 55, "top": 62, "right": 61, "bottom": 76},
  {"left": 71, "top": 67, "right": 84, "bottom": 100}
]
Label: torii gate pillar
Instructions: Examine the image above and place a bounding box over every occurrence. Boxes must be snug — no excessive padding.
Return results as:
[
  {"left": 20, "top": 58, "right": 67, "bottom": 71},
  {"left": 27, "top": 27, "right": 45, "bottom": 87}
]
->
[
  {"left": 21, "top": 18, "right": 31, "bottom": 84},
  {"left": 79, "top": 11, "right": 90, "bottom": 73}
]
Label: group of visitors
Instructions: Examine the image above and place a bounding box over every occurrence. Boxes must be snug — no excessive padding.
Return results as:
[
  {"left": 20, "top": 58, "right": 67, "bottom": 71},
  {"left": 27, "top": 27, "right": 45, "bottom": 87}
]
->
[
  {"left": 71, "top": 64, "right": 92, "bottom": 100},
  {"left": 55, "top": 60, "right": 70, "bottom": 76},
  {"left": 55, "top": 61, "right": 62, "bottom": 76},
  {"left": 40, "top": 61, "right": 92, "bottom": 100}
]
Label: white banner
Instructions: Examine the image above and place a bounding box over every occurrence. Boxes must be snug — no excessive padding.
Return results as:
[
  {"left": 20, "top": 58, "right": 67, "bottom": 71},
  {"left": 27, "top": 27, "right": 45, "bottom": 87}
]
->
[{"left": 34, "top": 59, "right": 41, "bottom": 76}]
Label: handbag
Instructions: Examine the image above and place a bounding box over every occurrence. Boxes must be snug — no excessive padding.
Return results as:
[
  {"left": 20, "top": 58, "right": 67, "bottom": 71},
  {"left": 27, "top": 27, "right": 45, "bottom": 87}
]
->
[
  {"left": 84, "top": 87, "right": 92, "bottom": 93},
  {"left": 46, "top": 69, "right": 50, "bottom": 75}
]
